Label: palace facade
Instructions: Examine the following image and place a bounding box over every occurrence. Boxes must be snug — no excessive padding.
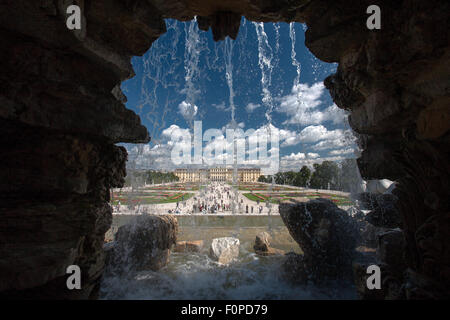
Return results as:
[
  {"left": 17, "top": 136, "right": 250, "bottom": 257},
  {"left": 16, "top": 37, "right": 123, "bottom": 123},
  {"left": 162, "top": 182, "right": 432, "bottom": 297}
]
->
[{"left": 174, "top": 168, "right": 261, "bottom": 183}]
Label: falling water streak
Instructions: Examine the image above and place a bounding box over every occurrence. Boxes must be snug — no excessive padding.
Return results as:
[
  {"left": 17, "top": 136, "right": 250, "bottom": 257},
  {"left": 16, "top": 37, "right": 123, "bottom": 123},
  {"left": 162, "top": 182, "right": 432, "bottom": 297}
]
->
[
  {"left": 289, "top": 22, "right": 301, "bottom": 88},
  {"left": 253, "top": 22, "right": 276, "bottom": 218},
  {"left": 237, "top": 18, "right": 254, "bottom": 100},
  {"left": 224, "top": 38, "right": 235, "bottom": 124},
  {"left": 133, "top": 19, "right": 184, "bottom": 172},
  {"left": 223, "top": 37, "right": 239, "bottom": 214},
  {"left": 253, "top": 22, "right": 274, "bottom": 123},
  {"left": 274, "top": 23, "right": 280, "bottom": 54},
  {"left": 183, "top": 18, "right": 203, "bottom": 193},
  {"left": 126, "top": 144, "right": 145, "bottom": 214},
  {"left": 183, "top": 17, "right": 202, "bottom": 130},
  {"left": 289, "top": 22, "right": 310, "bottom": 151},
  {"left": 120, "top": 20, "right": 184, "bottom": 209}
]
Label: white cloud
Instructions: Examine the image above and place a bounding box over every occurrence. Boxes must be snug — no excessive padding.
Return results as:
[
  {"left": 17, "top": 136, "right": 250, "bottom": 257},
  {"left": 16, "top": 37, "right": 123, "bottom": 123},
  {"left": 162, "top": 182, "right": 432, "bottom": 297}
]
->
[
  {"left": 297, "top": 125, "right": 344, "bottom": 143},
  {"left": 161, "top": 124, "right": 190, "bottom": 145},
  {"left": 307, "top": 152, "right": 320, "bottom": 159},
  {"left": 178, "top": 101, "right": 198, "bottom": 121},
  {"left": 275, "top": 82, "right": 347, "bottom": 126},
  {"left": 311, "top": 139, "right": 347, "bottom": 151},
  {"left": 280, "top": 154, "right": 347, "bottom": 171},
  {"left": 283, "top": 152, "right": 306, "bottom": 161},
  {"left": 328, "top": 148, "right": 355, "bottom": 156},
  {"left": 245, "top": 102, "right": 261, "bottom": 113},
  {"left": 125, "top": 121, "right": 357, "bottom": 172}
]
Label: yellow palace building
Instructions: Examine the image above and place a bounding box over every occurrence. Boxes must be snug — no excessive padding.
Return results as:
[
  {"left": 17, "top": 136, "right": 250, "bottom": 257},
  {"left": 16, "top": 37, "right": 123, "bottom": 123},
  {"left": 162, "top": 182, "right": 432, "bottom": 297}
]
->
[{"left": 174, "top": 168, "right": 261, "bottom": 183}]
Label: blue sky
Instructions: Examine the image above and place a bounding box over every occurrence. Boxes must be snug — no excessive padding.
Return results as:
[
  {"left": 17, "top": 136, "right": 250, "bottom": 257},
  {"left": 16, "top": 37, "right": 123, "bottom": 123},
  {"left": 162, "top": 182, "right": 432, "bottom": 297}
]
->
[{"left": 121, "top": 18, "right": 356, "bottom": 172}]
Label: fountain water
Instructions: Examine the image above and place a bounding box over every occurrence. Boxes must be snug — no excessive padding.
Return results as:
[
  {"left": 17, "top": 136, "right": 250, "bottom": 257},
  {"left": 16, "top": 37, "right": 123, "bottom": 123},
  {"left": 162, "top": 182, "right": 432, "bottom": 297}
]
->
[
  {"left": 223, "top": 37, "right": 240, "bottom": 214},
  {"left": 253, "top": 22, "right": 275, "bottom": 221}
]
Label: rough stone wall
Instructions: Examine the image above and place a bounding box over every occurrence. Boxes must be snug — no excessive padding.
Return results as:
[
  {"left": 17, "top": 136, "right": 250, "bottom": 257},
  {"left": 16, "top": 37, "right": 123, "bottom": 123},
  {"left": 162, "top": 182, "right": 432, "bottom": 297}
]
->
[
  {"left": 0, "top": 0, "right": 155, "bottom": 298},
  {"left": 301, "top": 0, "right": 449, "bottom": 298},
  {"left": 0, "top": 0, "right": 448, "bottom": 299}
]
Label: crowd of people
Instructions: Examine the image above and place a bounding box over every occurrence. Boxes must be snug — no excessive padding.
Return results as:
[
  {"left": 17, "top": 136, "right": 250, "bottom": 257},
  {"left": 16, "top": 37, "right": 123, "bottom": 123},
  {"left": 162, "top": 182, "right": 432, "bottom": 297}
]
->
[{"left": 113, "top": 182, "right": 271, "bottom": 215}]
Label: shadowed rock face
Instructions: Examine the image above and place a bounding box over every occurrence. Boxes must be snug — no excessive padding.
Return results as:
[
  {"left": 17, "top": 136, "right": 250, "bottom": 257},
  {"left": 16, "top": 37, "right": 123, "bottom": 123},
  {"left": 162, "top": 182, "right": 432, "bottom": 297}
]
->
[
  {"left": 105, "top": 215, "right": 178, "bottom": 273},
  {"left": 279, "top": 199, "right": 359, "bottom": 283},
  {"left": 0, "top": 0, "right": 449, "bottom": 299}
]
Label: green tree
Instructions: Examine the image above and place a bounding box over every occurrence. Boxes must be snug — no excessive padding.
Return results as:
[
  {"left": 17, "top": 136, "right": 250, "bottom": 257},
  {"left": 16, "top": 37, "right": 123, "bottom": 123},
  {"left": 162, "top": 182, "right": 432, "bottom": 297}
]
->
[
  {"left": 309, "top": 161, "right": 340, "bottom": 190},
  {"left": 284, "top": 171, "right": 296, "bottom": 185},
  {"left": 274, "top": 172, "right": 285, "bottom": 185},
  {"left": 293, "top": 165, "right": 311, "bottom": 187},
  {"left": 258, "top": 175, "right": 267, "bottom": 183}
]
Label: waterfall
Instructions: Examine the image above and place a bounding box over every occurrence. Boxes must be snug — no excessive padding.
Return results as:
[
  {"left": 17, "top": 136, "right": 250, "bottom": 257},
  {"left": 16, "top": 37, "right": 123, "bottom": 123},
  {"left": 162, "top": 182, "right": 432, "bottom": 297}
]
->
[
  {"left": 289, "top": 22, "right": 301, "bottom": 89},
  {"left": 183, "top": 17, "right": 201, "bottom": 129},
  {"left": 253, "top": 22, "right": 274, "bottom": 123},
  {"left": 127, "top": 144, "right": 145, "bottom": 214},
  {"left": 122, "top": 19, "right": 185, "bottom": 172},
  {"left": 253, "top": 22, "right": 276, "bottom": 217},
  {"left": 224, "top": 38, "right": 236, "bottom": 124},
  {"left": 223, "top": 37, "right": 239, "bottom": 214},
  {"left": 274, "top": 23, "right": 280, "bottom": 54}
]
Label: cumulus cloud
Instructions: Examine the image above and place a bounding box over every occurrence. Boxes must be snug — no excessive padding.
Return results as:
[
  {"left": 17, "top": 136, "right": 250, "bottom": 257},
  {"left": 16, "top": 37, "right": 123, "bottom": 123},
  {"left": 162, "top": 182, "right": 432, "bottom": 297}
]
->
[
  {"left": 280, "top": 153, "right": 347, "bottom": 171},
  {"left": 311, "top": 138, "right": 347, "bottom": 151},
  {"left": 162, "top": 124, "right": 190, "bottom": 141},
  {"left": 125, "top": 121, "right": 357, "bottom": 172},
  {"left": 307, "top": 152, "right": 320, "bottom": 159},
  {"left": 275, "top": 82, "right": 347, "bottom": 126},
  {"left": 178, "top": 101, "right": 198, "bottom": 121},
  {"left": 328, "top": 148, "right": 355, "bottom": 156},
  {"left": 297, "top": 125, "right": 344, "bottom": 143},
  {"left": 283, "top": 152, "right": 306, "bottom": 161}
]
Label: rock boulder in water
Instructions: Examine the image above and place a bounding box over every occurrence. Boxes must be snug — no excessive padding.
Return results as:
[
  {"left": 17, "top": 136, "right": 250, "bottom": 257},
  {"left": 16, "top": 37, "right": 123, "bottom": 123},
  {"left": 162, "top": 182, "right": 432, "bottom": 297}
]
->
[
  {"left": 209, "top": 237, "right": 240, "bottom": 264},
  {"left": 254, "top": 232, "right": 271, "bottom": 251},
  {"left": 253, "top": 232, "right": 285, "bottom": 256},
  {"left": 356, "top": 193, "right": 401, "bottom": 228},
  {"left": 279, "top": 199, "right": 359, "bottom": 283},
  {"left": 105, "top": 215, "right": 177, "bottom": 273}
]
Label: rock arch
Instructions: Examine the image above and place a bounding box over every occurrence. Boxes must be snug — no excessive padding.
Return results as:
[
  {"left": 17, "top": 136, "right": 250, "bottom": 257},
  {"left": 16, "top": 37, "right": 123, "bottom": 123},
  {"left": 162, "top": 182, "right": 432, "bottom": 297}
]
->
[{"left": 0, "top": 0, "right": 448, "bottom": 298}]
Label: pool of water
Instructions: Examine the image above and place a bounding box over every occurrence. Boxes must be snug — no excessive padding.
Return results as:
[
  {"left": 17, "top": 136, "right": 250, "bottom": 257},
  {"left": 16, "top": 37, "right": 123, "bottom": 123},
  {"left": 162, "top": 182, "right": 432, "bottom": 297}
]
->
[{"left": 100, "top": 215, "right": 356, "bottom": 300}]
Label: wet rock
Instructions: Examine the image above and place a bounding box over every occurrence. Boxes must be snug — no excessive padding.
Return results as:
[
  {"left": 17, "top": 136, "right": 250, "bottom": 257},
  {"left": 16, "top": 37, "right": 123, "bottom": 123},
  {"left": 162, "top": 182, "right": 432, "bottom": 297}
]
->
[
  {"left": 352, "top": 251, "right": 385, "bottom": 300},
  {"left": 279, "top": 199, "right": 359, "bottom": 283},
  {"left": 377, "top": 229, "right": 406, "bottom": 275},
  {"left": 356, "top": 193, "right": 401, "bottom": 229},
  {"left": 174, "top": 240, "right": 204, "bottom": 253},
  {"left": 209, "top": 237, "right": 240, "bottom": 265},
  {"left": 253, "top": 232, "right": 285, "bottom": 256},
  {"left": 360, "top": 222, "right": 383, "bottom": 248},
  {"left": 254, "top": 232, "right": 271, "bottom": 252},
  {"left": 106, "top": 215, "right": 178, "bottom": 273},
  {"left": 197, "top": 12, "right": 241, "bottom": 41},
  {"left": 352, "top": 228, "right": 408, "bottom": 300},
  {"left": 405, "top": 268, "right": 450, "bottom": 299},
  {"left": 0, "top": 198, "right": 112, "bottom": 299},
  {"left": 281, "top": 253, "right": 309, "bottom": 285}
]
